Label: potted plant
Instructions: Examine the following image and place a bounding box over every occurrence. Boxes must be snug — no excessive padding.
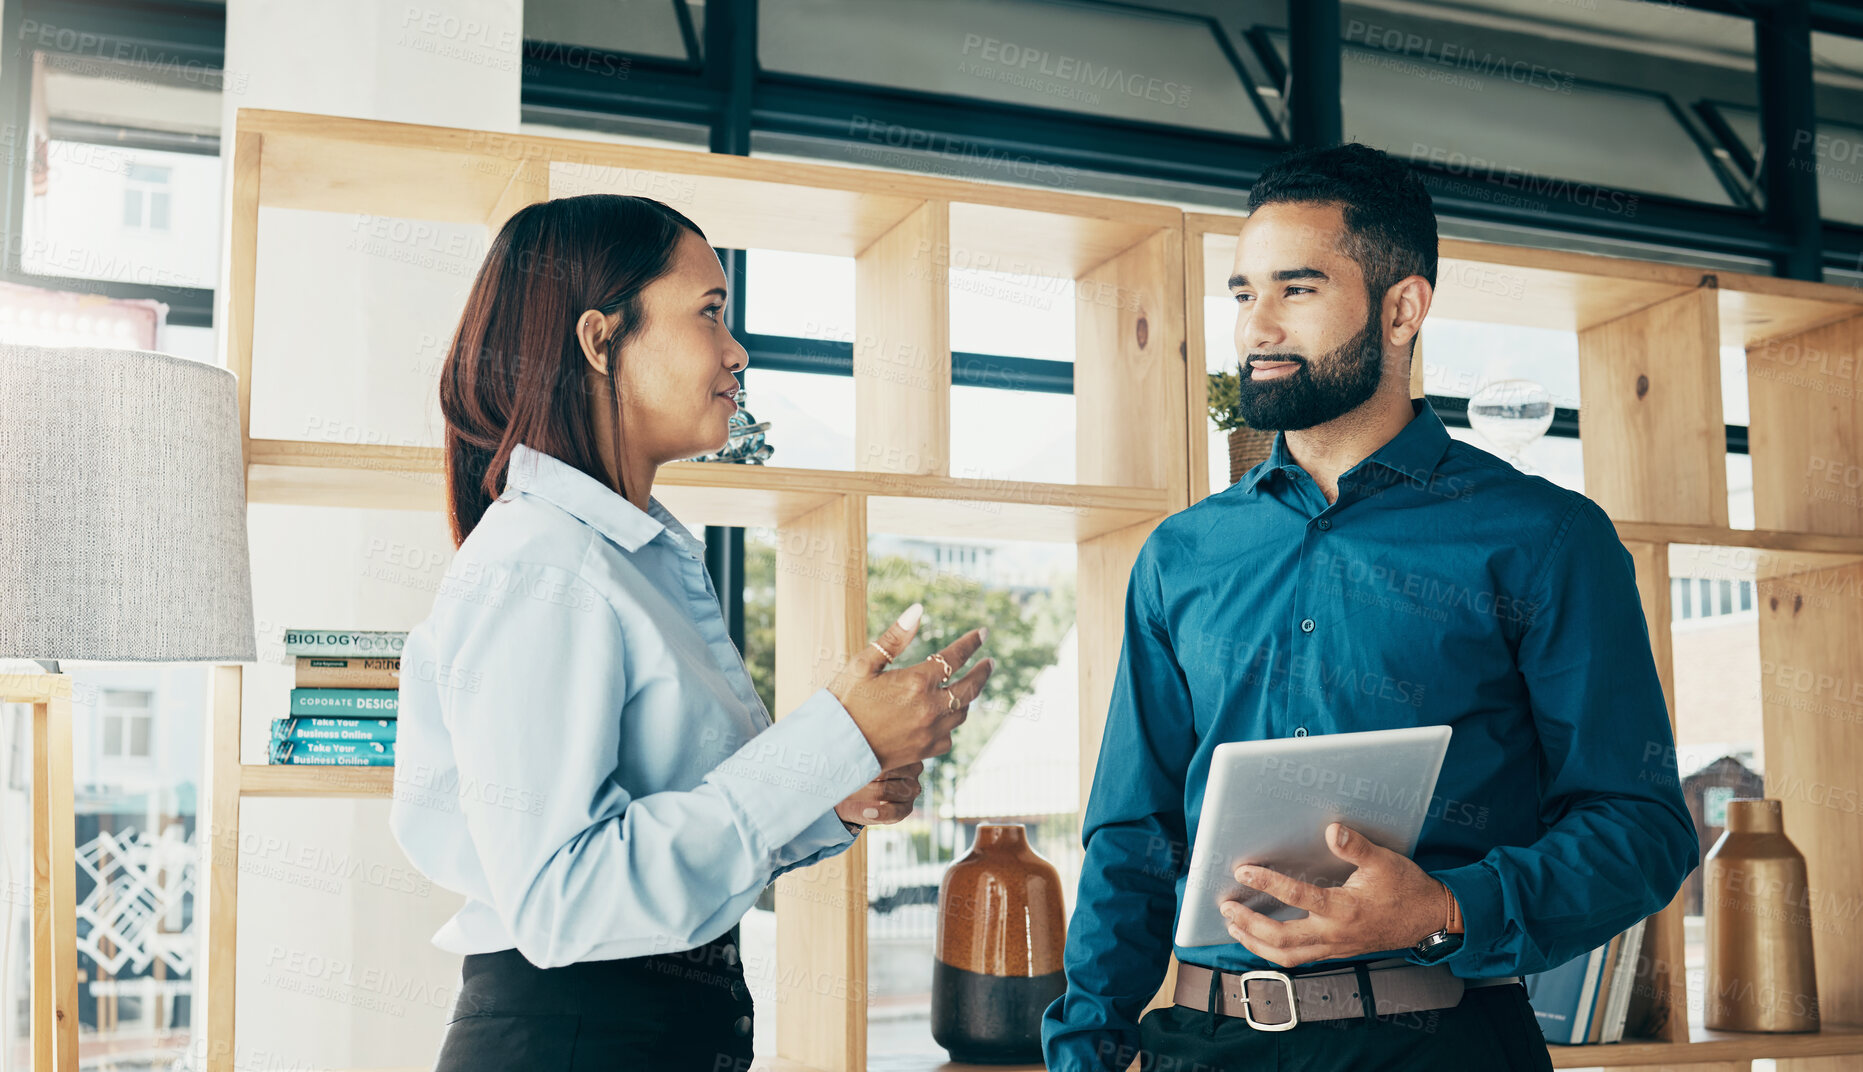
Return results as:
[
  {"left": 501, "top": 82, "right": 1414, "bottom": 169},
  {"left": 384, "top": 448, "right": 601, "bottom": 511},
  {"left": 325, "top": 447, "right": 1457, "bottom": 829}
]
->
[{"left": 1209, "top": 370, "right": 1277, "bottom": 485}]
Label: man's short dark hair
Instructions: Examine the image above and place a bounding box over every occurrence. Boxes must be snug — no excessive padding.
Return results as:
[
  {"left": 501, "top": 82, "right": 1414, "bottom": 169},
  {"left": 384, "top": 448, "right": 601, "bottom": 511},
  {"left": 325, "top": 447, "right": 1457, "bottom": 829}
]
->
[{"left": 1247, "top": 142, "right": 1438, "bottom": 300}]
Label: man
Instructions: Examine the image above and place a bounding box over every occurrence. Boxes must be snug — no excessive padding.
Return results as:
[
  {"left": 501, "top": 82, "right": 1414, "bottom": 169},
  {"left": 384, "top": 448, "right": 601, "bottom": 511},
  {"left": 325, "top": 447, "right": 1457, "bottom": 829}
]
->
[{"left": 1040, "top": 143, "right": 1697, "bottom": 1070}]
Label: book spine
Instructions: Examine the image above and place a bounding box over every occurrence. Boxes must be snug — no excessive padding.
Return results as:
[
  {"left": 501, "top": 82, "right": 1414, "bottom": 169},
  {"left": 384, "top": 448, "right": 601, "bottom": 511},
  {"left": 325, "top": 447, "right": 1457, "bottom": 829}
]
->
[
  {"left": 1572, "top": 945, "right": 1607, "bottom": 1045},
  {"left": 271, "top": 718, "right": 398, "bottom": 743},
  {"left": 288, "top": 688, "right": 399, "bottom": 717},
  {"left": 295, "top": 656, "right": 400, "bottom": 689},
  {"left": 1586, "top": 934, "right": 1621, "bottom": 1043},
  {"left": 283, "top": 630, "right": 407, "bottom": 658},
  {"left": 269, "top": 738, "right": 394, "bottom": 765},
  {"left": 1603, "top": 919, "right": 1647, "bottom": 1044},
  {"left": 269, "top": 750, "right": 396, "bottom": 767}
]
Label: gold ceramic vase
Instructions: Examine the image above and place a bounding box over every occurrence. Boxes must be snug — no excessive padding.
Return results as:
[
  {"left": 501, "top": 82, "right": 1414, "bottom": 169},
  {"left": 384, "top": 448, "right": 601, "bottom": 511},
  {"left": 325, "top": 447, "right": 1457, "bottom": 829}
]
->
[{"left": 1703, "top": 798, "right": 1820, "bottom": 1033}]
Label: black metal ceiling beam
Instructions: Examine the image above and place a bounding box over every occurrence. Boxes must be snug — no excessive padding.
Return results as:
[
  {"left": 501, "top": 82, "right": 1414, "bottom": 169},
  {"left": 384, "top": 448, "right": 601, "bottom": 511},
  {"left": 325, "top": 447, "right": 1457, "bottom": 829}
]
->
[
  {"left": 1286, "top": 0, "right": 1341, "bottom": 149},
  {"left": 751, "top": 73, "right": 1289, "bottom": 189},
  {"left": 522, "top": 51, "right": 720, "bottom": 129},
  {"left": 1756, "top": 0, "right": 1825, "bottom": 279},
  {"left": 1810, "top": 0, "right": 1863, "bottom": 37}
]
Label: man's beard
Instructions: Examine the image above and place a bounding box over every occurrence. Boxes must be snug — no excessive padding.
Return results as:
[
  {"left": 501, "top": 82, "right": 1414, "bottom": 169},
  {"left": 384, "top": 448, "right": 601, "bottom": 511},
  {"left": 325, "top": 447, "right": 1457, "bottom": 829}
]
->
[{"left": 1234, "top": 309, "right": 1385, "bottom": 431}]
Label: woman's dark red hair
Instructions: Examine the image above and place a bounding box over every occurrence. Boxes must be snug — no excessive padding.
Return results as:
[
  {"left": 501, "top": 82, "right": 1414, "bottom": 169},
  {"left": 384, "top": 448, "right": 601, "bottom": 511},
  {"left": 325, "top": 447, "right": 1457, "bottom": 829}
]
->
[{"left": 439, "top": 194, "right": 706, "bottom": 547}]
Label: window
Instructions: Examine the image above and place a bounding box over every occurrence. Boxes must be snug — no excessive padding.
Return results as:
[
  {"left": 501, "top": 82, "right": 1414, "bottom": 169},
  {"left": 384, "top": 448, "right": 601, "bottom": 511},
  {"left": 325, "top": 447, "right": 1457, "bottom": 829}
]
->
[
  {"left": 99, "top": 689, "right": 154, "bottom": 761},
  {"left": 122, "top": 163, "right": 173, "bottom": 231},
  {"left": 759, "top": 0, "right": 1273, "bottom": 138},
  {"left": 1667, "top": 543, "right": 1766, "bottom": 1021}
]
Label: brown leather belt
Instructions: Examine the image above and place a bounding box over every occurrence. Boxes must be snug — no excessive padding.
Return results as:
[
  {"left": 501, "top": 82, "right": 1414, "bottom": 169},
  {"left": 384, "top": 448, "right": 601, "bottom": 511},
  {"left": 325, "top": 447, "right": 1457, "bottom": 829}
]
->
[{"left": 1174, "top": 959, "right": 1522, "bottom": 1031}]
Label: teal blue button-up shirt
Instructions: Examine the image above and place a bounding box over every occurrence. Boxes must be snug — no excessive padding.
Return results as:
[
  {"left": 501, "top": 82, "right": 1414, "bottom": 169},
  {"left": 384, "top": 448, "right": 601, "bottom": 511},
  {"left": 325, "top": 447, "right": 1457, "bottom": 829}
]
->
[
  {"left": 390, "top": 443, "right": 880, "bottom": 968},
  {"left": 1043, "top": 397, "right": 1696, "bottom": 1070}
]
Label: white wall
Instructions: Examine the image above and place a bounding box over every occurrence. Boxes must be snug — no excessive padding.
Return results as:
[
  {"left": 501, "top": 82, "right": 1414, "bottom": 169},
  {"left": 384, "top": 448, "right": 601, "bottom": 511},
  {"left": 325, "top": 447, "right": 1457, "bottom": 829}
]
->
[{"left": 210, "top": 2, "right": 521, "bottom": 1066}]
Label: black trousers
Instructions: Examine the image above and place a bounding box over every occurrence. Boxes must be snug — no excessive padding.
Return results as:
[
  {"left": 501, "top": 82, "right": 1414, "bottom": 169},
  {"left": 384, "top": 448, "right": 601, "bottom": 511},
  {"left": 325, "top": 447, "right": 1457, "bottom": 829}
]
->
[
  {"left": 1130, "top": 981, "right": 1556, "bottom": 1072},
  {"left": 433, "top": 924, "right": 755, "bottom": 1072}
]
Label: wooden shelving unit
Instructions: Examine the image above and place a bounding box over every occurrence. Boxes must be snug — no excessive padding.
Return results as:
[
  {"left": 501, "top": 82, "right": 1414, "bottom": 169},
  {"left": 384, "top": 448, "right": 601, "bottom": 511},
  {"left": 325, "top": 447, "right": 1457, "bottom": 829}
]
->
[
  {"left": 203, "top": 107, "right": 1190, "bottom": 1072},
  {"left": 198, "top": 106, "right": 1863, "bottom": 1072}
]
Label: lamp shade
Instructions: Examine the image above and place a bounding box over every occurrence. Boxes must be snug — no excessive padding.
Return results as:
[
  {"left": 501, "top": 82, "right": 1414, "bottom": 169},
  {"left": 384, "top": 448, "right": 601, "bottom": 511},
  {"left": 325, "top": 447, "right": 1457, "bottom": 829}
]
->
[{"left": 0, "top": 344, "right": 257, "bottom": 661}]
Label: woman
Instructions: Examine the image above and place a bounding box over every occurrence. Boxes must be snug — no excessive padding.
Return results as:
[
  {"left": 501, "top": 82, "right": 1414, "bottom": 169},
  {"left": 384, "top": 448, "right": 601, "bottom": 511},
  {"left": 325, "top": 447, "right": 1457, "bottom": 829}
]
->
[{"left": 389, "top": 194, "right": 994, "bottom": 1070}]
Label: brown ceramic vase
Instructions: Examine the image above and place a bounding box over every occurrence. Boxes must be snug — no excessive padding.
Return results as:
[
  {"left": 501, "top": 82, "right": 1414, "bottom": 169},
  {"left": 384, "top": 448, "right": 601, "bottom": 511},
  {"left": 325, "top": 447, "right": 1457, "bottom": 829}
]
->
[{"left": 931, "top": 824, "right": 1067, "bottom": 1063}]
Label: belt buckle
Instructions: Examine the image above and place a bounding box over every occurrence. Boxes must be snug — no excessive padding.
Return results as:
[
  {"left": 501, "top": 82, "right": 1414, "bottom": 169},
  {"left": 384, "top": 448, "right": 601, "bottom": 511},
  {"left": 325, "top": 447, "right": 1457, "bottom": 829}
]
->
[{"left": 1236, "top": 969, "right": 1300, "bottom": 1031}]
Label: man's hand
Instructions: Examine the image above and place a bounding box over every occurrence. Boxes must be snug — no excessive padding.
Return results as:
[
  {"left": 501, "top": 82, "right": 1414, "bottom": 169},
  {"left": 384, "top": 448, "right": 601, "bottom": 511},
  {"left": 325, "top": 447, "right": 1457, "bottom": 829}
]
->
[
  {"left": 835, "top": 761, "right": 925, "bottom": 828},
  {"left": 1220, "top": 822, "right": 1449, "bottom": 967}
]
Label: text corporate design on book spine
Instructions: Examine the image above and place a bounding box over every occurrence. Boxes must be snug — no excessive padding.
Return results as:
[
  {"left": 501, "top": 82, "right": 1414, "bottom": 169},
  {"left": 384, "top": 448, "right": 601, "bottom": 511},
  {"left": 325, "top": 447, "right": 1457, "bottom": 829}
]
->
[{"left": 288, "top": 688, "right": 400, "bottom": 717}]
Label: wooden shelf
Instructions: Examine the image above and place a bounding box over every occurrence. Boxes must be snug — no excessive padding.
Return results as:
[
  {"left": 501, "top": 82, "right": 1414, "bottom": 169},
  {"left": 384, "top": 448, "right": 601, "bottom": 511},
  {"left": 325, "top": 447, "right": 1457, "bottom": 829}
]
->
[
  {"left": 1611, "top": 520, "right": 1863, "bottom": 556},
  {"left": 238, "top": 764, "right": 393, "bottom": 798},
  {"left": 1548, "top": 1022, "right": 1863, "bottom": 1067},
  {"left": 240, "top": 108, "right": 1176, "bottom": 273},
  {"left": 245, "top": 439, "right": 1171, "bottom": 542}
]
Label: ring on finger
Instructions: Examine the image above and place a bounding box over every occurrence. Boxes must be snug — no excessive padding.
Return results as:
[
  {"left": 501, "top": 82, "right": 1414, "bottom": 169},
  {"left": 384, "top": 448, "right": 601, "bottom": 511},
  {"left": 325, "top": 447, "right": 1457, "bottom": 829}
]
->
[
  {"left": 944, "top": 686, "right": 961, "bottom": 712},
  {"left": 870, "top": 640, "right": 894, "bottom": 663},
  {"left": 926, "top": 652, "right": 954, "bottom": 683}
]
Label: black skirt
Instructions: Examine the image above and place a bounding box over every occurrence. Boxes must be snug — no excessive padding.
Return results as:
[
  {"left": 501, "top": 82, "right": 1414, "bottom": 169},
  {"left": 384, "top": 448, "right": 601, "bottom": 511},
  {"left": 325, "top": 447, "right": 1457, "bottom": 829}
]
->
[{"left": 434, "top": 924, "right": 755, "bottom": 1072}]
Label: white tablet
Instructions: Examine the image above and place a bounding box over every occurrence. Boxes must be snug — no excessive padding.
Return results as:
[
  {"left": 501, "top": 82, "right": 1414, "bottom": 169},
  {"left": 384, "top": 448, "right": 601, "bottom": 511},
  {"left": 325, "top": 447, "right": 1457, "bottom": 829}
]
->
[{"left": 1173, "top": 725, "right": 1452, "bottom": 948}]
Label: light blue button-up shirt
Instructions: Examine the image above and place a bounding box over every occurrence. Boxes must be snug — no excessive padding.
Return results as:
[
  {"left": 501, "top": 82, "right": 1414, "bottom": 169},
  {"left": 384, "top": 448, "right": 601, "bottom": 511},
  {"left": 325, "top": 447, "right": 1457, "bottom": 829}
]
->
[{"left": 389, "top": 442, "right": 881, "bottom": 968}]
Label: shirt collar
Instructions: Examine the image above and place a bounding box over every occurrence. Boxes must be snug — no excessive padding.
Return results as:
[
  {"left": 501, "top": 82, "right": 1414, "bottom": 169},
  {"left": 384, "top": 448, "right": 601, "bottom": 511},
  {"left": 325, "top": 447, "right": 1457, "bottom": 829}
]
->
[
  {"left": 502, "top": 442, "right": 705, "bottom": 556},
  {"left": 1236, "top": 396, "right": 1452, "bottom": 495}
]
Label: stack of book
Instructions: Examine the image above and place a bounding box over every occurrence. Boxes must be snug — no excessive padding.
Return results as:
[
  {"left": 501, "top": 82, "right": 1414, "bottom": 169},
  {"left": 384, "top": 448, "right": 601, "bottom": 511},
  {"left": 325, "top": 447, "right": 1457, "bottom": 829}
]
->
[
  {"left": 1526, "top": 917, "right": 1648, "bottom": 1045},
  {"left": 271, "top": 629, "right": 406, "bottom": 767}
]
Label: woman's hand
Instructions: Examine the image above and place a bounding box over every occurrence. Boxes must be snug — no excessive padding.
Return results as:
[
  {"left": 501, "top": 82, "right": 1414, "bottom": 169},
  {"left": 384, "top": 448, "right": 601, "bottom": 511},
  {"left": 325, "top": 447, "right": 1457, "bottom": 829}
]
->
[
  {"left": 829, "top": 602, "right": 994, "bottom": 773},
  {"left": 835, "top": 761, "right": 925, "bottom": 827}
]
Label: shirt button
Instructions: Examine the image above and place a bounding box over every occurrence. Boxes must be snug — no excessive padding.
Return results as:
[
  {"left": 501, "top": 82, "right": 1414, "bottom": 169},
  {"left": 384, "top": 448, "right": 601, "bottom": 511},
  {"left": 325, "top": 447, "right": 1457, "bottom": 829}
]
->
[
  {"left": 1300, "top": 618, "right": 1315, "bottom": 633},
  {"left": 1316, "top": 518, "right": 1332, "bottom": 531},
  {"left": 732, "top": 1014, "right": 753, "bottom": 1036},
  {"left": 1294, "top": 726, "right": 1309, "bottom": 737}
]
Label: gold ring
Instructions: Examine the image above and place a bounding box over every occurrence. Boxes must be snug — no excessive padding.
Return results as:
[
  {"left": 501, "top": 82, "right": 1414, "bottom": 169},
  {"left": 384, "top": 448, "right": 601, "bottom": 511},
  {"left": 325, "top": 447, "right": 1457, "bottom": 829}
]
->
[
  {"left": 926, "top": 652, "right": 954, "bottom": 683},
  {"left": 870, "top": 640, "right": 894, "bottom": 663},
  {"left": 944, "top": 686, "right": 961, "bottom": 712}
]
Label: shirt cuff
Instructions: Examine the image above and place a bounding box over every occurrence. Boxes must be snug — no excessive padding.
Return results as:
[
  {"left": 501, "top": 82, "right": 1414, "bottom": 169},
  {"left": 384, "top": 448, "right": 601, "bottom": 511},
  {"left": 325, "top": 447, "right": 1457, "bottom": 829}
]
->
[
  {"left": 707, "top": 686, "right": 881, "bottom": 861},
  {"left": 1420, "top": 861, "right": 1506, "bottom": 972},
  {"left": 775, "top": 801, "right": 861, "bottom": 872}
]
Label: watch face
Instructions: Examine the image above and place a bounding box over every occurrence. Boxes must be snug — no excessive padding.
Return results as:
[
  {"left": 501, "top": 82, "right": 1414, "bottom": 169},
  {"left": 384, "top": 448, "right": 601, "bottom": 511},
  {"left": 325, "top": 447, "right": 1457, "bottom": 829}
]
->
[{"left": 1415, "top": 931, "right": 1464, "bottom": 963}]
